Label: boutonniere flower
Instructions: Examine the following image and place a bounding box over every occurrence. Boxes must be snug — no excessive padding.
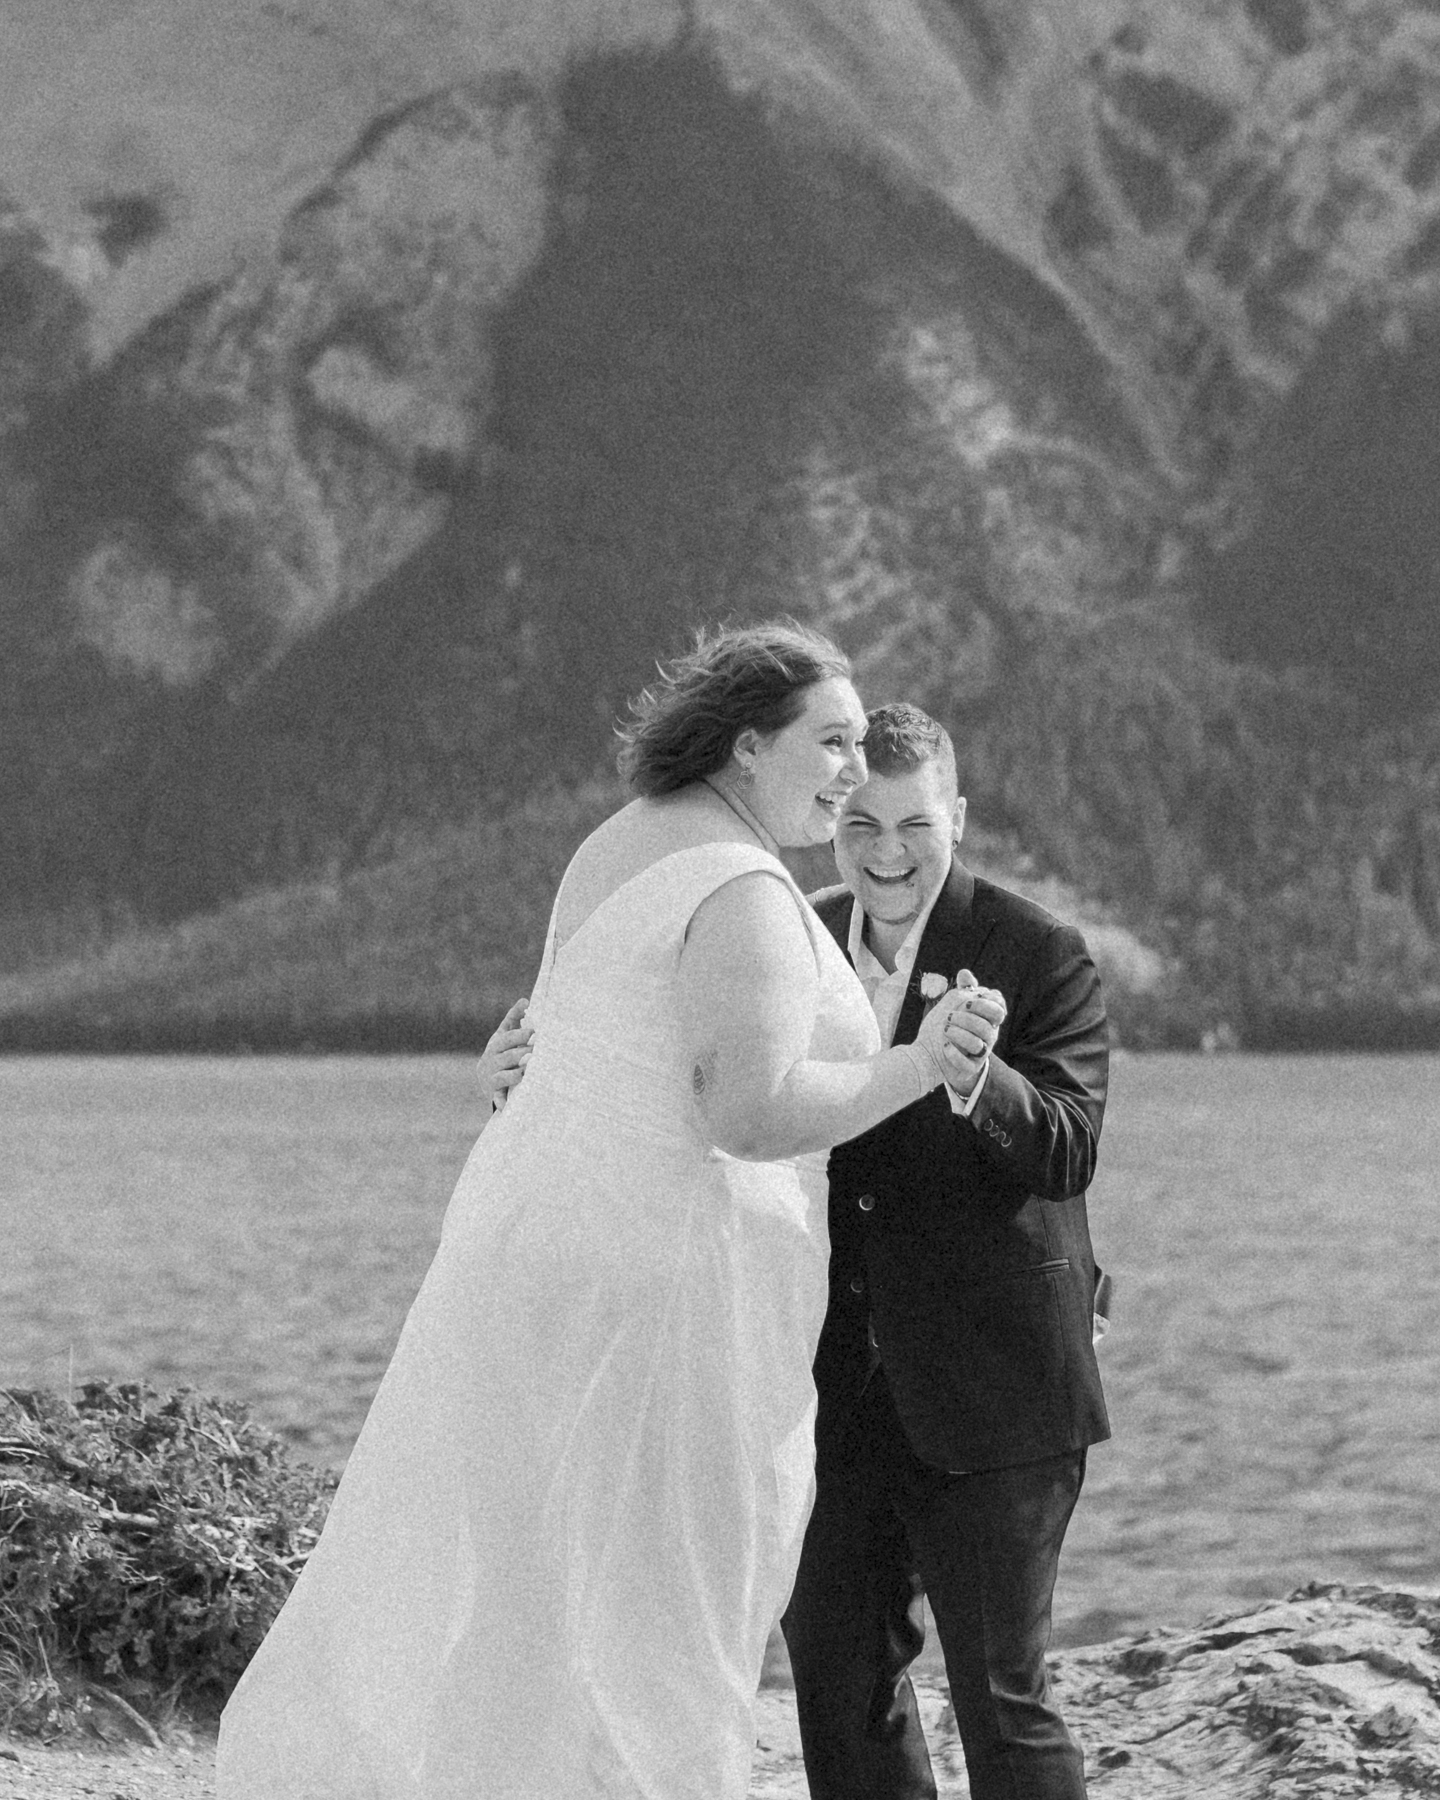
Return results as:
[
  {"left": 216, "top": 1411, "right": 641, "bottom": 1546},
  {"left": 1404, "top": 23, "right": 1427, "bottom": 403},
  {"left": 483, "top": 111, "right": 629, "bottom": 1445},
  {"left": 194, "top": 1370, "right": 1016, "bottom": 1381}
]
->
[{"left": 918, "top": 970, "right": 983, "bottom": 1017}]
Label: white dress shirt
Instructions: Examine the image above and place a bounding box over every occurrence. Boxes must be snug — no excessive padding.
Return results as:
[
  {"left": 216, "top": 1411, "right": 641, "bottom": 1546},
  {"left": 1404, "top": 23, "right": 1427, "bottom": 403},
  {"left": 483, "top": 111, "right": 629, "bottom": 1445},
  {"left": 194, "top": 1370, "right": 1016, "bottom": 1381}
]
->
[{"left": 845, "top": 896, "right": 989, "bottom": 1116}]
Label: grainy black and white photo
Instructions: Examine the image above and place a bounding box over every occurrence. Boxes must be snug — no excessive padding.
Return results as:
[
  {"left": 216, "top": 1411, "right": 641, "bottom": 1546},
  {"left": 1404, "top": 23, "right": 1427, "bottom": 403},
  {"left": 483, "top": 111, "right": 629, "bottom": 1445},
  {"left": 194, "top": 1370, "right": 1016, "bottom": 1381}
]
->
[{"left": 2, "top": 2, "right": 1438, "bottom": 1795}]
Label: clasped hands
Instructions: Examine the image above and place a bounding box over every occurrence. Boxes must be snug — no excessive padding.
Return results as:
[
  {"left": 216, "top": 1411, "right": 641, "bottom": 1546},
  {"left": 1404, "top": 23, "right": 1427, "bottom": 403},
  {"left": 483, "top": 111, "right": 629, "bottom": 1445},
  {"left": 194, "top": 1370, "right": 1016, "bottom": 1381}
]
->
[
  {"left": 913, "top": 969, "right": 1006, "bottom": 1097},
  {"left": 480, "top": 973, "right": 1006, "bottom": 1113}
]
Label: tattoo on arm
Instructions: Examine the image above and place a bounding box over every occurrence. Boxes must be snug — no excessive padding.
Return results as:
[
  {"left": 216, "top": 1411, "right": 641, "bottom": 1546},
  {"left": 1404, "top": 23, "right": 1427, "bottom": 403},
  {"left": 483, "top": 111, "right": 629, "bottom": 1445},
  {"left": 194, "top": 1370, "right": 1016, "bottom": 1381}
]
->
[{"left": 692, "top": 1049, "right": 718, "bottom": 1099}]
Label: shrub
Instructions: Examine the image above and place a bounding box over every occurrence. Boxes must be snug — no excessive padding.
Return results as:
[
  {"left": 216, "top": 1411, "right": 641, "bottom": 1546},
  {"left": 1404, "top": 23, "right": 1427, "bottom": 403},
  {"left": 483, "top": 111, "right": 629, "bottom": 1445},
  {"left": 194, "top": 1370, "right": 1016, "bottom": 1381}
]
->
[{"left": 0, "top": 1381, "right": 335, "bottom": 1736}]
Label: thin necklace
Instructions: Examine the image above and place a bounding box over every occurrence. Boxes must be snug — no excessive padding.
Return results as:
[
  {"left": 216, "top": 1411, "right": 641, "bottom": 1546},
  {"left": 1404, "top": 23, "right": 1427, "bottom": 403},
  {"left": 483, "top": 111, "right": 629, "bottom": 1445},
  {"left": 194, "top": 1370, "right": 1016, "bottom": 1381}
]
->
[{"left": 702, "top": 775, "right": 781, "bottom": 858}]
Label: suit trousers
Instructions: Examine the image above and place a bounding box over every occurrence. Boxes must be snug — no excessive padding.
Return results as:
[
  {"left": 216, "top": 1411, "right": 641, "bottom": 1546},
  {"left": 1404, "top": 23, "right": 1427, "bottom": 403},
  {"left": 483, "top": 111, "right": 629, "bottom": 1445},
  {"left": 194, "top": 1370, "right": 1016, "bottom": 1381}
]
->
[{"left": 782, "top": 1371, "right": 1088, "bottom": 1800}]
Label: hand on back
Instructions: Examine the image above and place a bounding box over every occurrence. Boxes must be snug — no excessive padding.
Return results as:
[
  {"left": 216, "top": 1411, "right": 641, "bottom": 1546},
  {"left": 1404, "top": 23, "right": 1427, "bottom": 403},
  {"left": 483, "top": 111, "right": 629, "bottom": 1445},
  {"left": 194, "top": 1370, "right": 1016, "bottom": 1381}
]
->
[{"left": 478, "top": 998, "right": 533, "bottom": 1113}]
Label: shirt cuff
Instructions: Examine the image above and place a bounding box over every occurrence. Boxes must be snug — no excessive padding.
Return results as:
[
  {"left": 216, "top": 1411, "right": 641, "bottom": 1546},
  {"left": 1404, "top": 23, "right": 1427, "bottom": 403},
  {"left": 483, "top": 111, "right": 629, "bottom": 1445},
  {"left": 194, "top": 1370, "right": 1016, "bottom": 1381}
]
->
[{"left": 945, "top": 1054, "right": 990, "bottom": 1117}]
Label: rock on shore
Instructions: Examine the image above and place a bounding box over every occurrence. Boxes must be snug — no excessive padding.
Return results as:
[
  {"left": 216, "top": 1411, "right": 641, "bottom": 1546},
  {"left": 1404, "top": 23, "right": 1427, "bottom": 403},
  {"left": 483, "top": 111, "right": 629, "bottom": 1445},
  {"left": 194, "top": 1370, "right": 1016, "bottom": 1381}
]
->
[
  {"left": 1047, "top": 1582, "right": 1440, "bottom": 1799},
  {"left": 756, "top": 1582, "right": 1440, "bottom": 1797}
]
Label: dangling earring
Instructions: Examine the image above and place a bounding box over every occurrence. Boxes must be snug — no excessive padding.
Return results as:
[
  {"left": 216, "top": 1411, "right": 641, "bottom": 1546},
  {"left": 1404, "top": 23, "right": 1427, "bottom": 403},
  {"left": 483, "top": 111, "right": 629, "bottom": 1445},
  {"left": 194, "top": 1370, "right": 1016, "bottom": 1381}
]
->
[{"left": 739, "top": 761, "right": 756, "bottom": 789}]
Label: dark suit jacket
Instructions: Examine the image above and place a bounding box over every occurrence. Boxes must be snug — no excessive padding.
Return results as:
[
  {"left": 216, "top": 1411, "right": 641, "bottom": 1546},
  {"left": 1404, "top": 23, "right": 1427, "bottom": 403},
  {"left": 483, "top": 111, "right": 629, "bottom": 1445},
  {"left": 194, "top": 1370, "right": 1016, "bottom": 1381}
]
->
[{"left": 811, "top": 858, "right": 1111, "bottom": 1475}]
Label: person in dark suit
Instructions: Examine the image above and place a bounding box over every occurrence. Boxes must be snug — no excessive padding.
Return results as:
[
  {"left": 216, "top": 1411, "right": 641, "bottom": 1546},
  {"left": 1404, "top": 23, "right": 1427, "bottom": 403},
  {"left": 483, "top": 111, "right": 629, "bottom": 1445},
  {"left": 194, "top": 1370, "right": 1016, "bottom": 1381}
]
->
[{"left": 781, "top": 700, "right": 1110, "bottom": 1800}]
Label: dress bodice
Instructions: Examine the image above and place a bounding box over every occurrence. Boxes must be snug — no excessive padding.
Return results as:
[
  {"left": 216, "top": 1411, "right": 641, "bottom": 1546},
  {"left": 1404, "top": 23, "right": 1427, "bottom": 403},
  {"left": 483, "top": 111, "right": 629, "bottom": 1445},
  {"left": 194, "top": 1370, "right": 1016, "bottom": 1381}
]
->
[{"left": 491, "top": 838, "right": 879, "bottom": 1180}]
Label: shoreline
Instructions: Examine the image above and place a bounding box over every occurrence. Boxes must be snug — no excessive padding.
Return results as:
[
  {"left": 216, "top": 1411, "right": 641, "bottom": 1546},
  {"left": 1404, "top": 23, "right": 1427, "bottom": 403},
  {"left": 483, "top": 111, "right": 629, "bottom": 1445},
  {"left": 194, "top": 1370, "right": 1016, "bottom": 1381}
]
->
[
  {"left": 3, "top": 1027, "right": 1440, "bottom": 1055},
  {"left": 4, "top": 1584, "right": 1437, "bottom": 1799}
]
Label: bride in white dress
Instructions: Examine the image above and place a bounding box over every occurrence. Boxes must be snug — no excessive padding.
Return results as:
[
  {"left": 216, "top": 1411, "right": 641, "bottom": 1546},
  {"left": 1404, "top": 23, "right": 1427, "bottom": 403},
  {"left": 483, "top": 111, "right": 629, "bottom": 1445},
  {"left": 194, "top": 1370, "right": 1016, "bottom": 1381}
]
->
[{"left": 217, "top": 623, "right": 976, "bottom": 1800}]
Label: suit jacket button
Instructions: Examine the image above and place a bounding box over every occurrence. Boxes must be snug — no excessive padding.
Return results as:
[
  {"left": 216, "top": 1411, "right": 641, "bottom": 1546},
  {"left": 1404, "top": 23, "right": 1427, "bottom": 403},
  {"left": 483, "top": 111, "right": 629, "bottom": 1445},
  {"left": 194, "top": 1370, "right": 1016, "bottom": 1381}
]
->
[
  {"left": 849, "top": 1276, "right": 865, "bottom": 1294},
  {"left": 857, "top": 1193, "right": 876, "bottom": 1212}
]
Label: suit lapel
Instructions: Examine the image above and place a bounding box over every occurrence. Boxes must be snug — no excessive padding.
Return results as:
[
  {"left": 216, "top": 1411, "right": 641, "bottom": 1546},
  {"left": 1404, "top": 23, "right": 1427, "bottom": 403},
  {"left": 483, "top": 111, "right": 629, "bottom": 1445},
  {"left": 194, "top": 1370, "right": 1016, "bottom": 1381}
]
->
[
  {"left": 892, "top": 859, "right": 995, "bottom": 1047},
  {"left": 813, "top": 886, "right": 853, "bottom": 960}
]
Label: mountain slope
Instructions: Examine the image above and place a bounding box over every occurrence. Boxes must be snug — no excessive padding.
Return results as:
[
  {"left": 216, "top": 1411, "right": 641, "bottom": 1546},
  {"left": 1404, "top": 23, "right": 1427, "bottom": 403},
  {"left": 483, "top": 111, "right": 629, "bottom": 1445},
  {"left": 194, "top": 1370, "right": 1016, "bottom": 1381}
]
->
[
  {"left": 0, "top": 789, "right": 1170, "bottom": 1049},
  {"left": 2, "top": 1, "right": 1439, "bottom": 1044}
]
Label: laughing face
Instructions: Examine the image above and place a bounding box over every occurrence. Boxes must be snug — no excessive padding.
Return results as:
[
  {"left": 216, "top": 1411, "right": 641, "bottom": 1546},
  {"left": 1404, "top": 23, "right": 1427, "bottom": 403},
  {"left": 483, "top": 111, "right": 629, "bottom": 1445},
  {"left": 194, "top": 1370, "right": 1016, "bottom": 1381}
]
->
[
  {"left": 833, "top": 757, "right": 965, "bottom": 933},
  {"left": 741, "top": 676, "right": 869, "bottom": 848}
]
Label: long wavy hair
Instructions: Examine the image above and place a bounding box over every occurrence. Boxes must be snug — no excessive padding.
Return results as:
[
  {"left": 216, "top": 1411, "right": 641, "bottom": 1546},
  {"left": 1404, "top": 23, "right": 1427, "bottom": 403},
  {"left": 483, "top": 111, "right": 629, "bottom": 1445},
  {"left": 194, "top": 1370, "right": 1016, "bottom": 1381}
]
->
[{"left": 616, "top": 621, "right": 852, "bottom": 796}]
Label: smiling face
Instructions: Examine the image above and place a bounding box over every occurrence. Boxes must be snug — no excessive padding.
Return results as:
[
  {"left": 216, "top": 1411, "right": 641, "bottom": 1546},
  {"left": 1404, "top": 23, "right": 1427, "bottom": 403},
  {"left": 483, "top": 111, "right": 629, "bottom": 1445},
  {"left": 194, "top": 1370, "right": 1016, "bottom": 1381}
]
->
[
  {"left": 737, "top": 676, "right": 869, "bottom": 848},
  {"left": 833, "top": 756, "right": 965, "bottom": 934}
]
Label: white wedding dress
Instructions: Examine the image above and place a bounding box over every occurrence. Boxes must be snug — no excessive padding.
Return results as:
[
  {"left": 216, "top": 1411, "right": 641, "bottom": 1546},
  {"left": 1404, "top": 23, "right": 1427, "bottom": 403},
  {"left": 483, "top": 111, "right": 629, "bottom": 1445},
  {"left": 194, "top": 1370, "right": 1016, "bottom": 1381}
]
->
[{"left": 216, "top": 840, "right": 878, "bottom": 1799}]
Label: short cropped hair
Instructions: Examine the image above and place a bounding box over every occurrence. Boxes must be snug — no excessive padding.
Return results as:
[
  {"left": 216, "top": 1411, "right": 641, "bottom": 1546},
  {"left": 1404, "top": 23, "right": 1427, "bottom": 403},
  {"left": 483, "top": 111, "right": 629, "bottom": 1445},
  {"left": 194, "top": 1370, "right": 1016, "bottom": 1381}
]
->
[
  {"left": 861, "top": 701, "right": 958, "bottom": 790},
  {"left": 617, "top": 621, "right": 852, "bottom": 796}
]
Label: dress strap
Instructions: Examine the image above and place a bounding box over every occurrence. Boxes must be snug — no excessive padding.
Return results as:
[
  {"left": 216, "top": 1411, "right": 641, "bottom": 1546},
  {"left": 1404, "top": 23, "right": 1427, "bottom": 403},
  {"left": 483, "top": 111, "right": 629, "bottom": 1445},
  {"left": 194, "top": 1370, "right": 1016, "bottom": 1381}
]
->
[
  {"left": 540, "top": 839, "right": 823, "bottom": 1019},
  {"left": 667, "top": 844, "right": 825, "bottom": 972}
]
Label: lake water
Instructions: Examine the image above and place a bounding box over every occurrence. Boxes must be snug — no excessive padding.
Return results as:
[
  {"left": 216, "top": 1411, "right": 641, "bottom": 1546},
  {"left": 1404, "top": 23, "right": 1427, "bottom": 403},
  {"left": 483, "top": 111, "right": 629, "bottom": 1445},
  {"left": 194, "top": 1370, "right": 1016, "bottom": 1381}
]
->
[{"left": 3, "top": 1052, "right": 1438, "bottom": 1650}]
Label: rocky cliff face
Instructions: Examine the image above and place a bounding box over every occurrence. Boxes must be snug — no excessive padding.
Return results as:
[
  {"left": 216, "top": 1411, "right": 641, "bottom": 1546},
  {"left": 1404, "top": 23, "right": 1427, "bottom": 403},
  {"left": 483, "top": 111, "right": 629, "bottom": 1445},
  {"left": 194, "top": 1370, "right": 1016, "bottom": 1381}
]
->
[{"left": 2, "top": 0, "right": 1438, "bottom": 1040}]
